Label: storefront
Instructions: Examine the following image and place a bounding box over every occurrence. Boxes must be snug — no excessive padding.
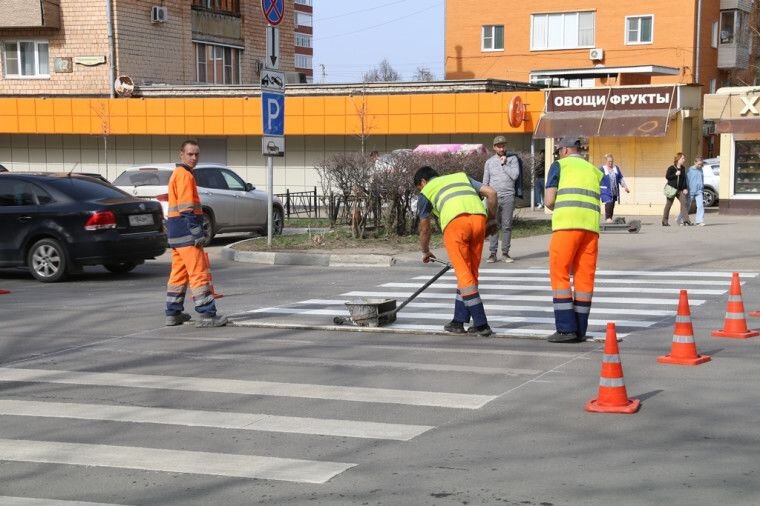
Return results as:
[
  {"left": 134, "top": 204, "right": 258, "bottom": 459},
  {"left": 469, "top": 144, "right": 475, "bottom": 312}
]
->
[
  {"left": 534, "top": 84, "right": 703, "bottom": 216},
  {"left": 704, "top": 86, "right": 760, "bottom": 214}
]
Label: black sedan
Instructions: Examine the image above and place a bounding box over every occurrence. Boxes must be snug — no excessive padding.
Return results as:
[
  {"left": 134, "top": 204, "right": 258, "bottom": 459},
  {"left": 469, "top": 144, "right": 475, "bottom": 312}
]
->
[{"left": 0, "top": 172, "right": 167, "bottom": 282}]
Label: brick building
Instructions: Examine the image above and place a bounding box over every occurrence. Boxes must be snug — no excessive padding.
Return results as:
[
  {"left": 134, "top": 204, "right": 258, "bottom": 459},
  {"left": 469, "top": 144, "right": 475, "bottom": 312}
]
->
[{"left": 0, "top": 0, "right": 308, "bottom": 97}]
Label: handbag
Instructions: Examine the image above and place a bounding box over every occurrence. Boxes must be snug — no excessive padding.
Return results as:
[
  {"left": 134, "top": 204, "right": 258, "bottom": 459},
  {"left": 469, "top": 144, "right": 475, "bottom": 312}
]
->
[{"left": 663, "top": 184, "right": 678, "bottom": 198}]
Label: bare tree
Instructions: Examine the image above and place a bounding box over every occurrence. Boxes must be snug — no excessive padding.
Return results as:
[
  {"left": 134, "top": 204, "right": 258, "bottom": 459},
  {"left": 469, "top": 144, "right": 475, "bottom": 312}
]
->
[
  {"left": 362, "top": 58, "right": 401, "bottom": 82},
  {"left": 413, "top": 66, "right": 435, "bottom": 82}
]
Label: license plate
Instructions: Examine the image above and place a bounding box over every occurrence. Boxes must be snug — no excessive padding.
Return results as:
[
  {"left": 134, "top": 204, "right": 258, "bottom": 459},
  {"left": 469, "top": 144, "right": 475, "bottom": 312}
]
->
[{"left": 129, "top": 214, "right": 154, "bottom": 227}]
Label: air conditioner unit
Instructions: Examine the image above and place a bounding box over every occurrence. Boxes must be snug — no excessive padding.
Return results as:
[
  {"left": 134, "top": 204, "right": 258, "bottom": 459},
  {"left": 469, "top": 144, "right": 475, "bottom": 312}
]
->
[
  {"left": 589, "top": 48, "right": 604, "bottom": 61},
  {"left": 151, "top": 6, "right": 168, "bottom": 23}
]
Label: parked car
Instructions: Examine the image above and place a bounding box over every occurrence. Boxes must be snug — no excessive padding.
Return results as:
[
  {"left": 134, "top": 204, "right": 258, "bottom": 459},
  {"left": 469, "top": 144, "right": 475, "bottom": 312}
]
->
[
  {"left": 113, "top": 164, "right": 284, "bottom": 242},
  {"left": 702, "top": 157, "right": 720, "bottom": 207},
  {"left": 0, "top": 172, "right": 167, "bottom": 282}
]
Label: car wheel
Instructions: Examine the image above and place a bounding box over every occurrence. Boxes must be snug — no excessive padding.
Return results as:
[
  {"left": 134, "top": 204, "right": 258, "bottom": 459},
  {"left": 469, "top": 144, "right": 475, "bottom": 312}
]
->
[
  {"left": 272, "top": 207, "right": 284, "bottom": 235},
  {"left": 202, "top": 211, "right": 216, "bottom": 244},
  {"left": 703, "top": 189, "right": 717, "bottom": 207},
  {"left": 104, "top": 262, "right": 138, "bottom": 274},
  {"left": 27, "top": 238, "right": 69, "bottom": 283}
]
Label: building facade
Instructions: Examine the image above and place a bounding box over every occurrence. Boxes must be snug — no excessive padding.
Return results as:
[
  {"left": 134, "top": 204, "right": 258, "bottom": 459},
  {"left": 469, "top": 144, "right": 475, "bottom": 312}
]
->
[
  {"left": 0, "top": 0, "right": 309, "bottom": 97},
  {"left": 293, "top": 0, "right": 313, "bottom": 83},
  {"left": 445, "top": 0, "right": 757, "bottom": 94}
]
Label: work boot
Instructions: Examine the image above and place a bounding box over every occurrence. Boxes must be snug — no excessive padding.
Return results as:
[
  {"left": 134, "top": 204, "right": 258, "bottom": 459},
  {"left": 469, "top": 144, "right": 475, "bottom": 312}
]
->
[
  {"left": 467, "top": 324, "right": 493, "bottom": 337},
  {"left": 443, "top": 320, "right": 466, "bottom": 334},
  {"left": 486, "top": 254, "right": 497, "bottom": 263},
  {"left": 547, "top": 331, "right": 585, "bottom": 343},
  {"left": 196, "top": 314, "right": 228, "bottom": 328},
  {"left": 165, "top": 313, "right": 191, "bottom": 326}
]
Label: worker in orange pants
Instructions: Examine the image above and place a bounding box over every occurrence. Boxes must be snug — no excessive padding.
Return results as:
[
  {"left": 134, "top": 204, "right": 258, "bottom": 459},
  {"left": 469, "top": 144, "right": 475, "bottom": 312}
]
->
[
  {"left": 544, "top": 137, "right": 603, "bottom": 343},
  {"left": 165, "top": 140, "right": 226, "bottom": 328},
  {"left": 414, "top": 166, "right": 498, "bottom": 336}
]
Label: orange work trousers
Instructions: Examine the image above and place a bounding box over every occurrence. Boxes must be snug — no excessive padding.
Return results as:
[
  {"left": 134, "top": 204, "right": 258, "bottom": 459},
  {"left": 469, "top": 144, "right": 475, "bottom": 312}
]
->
[
  {"left": 444, "top": 214, "right": 488, "bottom": 326},
  {"left": 165, "top": 245, "right": 217, "bottom": 316},
  {"left": 549, "top": 229, "right": 598, "bottom": 337}
]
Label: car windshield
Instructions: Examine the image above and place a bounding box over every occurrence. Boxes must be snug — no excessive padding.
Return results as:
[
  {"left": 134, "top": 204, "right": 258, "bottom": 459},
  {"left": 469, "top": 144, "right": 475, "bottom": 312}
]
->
[
  {"left": 49, "top": 177, "right": 130, "bottom": 200},
  {"left": 113, "top": 169, "right": 173, "bottom": 187}
]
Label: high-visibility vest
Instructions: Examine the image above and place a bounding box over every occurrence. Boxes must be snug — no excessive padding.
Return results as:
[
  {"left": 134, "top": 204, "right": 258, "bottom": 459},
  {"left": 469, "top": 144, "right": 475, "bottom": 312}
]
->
[
  {"left": 552, "top": 155, "right": 602, "bottom": 233},
  {"left": 420, "top": 172, "right": 486, "bottom": 231},
  {"left": 166, "top": 164, "right": 203, "bottom": 248}
]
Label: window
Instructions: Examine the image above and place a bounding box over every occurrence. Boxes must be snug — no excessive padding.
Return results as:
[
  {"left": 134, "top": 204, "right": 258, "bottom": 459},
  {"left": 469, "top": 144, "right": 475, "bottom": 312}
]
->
[
  {"left": 3, "top": 40, "right": 49, "bottom": 78},
  {"left": 720, "top": 9, "right": 749, "bottom": 46},
  {"left": 481, "top": 25, "right": 504, "bottom": 51},
  {"left": 295, "top": 54, "right": 312, "bottom": 69},
  {"left": 295, "top": 34, "right": 312, "bottom": 48},
  {"left": 191, "top": 0, "right": 239, "bottom": 15},
  {"left": 195, "top": 43, "right": 241, "bottom": 84},
  {"left": 626, "top": 15, "right": 653, "bottom": 44},
  {"left": 294, "top": 0, "right": 312, "bottom": 5},
  {"left": 221, "top": 170, "right": 245, "bottom": 191},
  {"left": 531, "top": 12, "right": 595, "bottom": 50},
  {"left": 296, "top": 12, "right": 312, "bottom": 27}
]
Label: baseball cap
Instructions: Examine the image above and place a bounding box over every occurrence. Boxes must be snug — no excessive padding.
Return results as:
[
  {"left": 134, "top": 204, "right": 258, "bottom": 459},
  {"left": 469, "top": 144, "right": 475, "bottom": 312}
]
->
[
  {"left": 492, "top": 135, "right": 507, "bottom": 146},
  {"left": 557, "top": 137, "right": 581, "bottom": 149}
]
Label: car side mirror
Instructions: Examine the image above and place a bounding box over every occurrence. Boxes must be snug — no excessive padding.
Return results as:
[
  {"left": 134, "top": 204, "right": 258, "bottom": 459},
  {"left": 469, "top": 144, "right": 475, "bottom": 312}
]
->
[{"left": 245, "top": 183, "right": 254, "bottom": 191}]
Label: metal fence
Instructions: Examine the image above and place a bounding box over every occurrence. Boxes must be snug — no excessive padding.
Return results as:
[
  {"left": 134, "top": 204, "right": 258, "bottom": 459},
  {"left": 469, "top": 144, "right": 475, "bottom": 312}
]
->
[{"left": 275, "top": 187, "right": 320, "bottom": 219}]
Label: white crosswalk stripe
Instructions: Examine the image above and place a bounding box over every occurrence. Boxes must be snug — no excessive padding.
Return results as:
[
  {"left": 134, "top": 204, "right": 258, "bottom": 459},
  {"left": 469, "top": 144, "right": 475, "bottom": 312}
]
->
[
  {"left": 0, "top": 498, "right": 132, "bottom": 506},
  {"left": 232, "top": 268, "right": 758, "bottom": 339}
]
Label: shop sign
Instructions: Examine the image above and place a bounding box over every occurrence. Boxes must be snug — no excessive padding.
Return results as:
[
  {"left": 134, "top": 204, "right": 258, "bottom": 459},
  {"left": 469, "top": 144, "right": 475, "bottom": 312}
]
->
[
  {"left": 739, "top": 96, "right": 759, "bottom": 116},
  {"left": 546, "top": 86, "right": 675, "bottom": 112}
]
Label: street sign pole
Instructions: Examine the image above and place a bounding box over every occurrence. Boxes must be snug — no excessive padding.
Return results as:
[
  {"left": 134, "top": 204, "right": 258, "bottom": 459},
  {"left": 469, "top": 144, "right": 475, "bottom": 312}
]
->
[{"left": 260, "top": 0, "right": 285, "bottom": 248}]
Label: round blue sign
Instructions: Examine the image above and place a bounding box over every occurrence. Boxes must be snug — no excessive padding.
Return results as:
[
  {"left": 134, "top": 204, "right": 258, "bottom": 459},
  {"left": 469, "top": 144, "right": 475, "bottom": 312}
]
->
[{"left": 261, "top": 0, "right": 285, "bottom": 26}]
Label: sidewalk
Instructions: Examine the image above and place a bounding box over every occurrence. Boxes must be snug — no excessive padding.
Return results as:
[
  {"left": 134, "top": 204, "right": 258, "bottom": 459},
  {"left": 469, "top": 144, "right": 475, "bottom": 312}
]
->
[{"left": 225, "top": 211, "right": 759, "bottom": 271}]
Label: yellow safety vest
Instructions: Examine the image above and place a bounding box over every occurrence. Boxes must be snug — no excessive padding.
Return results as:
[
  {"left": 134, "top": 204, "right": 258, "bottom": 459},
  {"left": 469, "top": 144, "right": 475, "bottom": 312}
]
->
[
  {"left": 420, "top": 172, "right": 486, "bottom": 231},
  {"left": 552, "top": 155, "right": 602, "bottom": 233}
]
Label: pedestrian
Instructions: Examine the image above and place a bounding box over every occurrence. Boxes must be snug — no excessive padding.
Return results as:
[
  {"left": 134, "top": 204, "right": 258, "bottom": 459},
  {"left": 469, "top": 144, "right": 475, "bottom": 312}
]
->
[
  {"left": 663, "top": 152, "right": 691, "bottom": 226},
  {"left": 687, "top": 157, "right": 706, "bottom": 226},
  {"left": 482, "top": 135, "right": 523, "bottom": 263},
  {"left": 533, "top": 150, "right": 545, "bottom": 209},
  {"left": 599, "top": 153, "right": 630, "bottom": 223},
  {"left": 165, "top": 140, "right": 227, "bottom": 328},
  {"left": 414, "top": 166, "right": 498, "bottom": 336},
  {"left": 544, "top": 137, "right": 602, "bottom": 343}
]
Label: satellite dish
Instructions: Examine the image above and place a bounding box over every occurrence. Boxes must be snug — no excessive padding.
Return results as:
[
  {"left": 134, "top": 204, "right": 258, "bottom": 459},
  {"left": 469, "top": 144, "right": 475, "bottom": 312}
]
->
[{"left": 114, "top": 75, "right": 135, "bottom": 97}]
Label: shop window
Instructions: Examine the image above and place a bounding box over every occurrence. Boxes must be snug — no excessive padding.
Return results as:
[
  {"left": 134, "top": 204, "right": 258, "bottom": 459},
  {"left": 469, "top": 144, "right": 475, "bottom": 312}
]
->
[
  {"left": 3, "top": 40, "right": 49, "bottom": 78},
  {"left": 733, "top": 141, "right": 760, "bottom": 195},
  {"left": 625, "top": 15, "right": 653, "bottom": 44},
  {"left": 482, "top": 25, "right": 504, "bottom": 51},
  {"left": 531, "top": 11, "right": 595, "bottom": 50},
  {"left": 195, "top": 43, "right": 240, "bottom": 84}
]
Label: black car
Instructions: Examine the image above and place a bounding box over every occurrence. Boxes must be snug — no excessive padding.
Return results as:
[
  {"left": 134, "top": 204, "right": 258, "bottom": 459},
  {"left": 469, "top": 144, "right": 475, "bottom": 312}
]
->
[{"left": 0, "top": 172, "right": 167, "bottom": 282}]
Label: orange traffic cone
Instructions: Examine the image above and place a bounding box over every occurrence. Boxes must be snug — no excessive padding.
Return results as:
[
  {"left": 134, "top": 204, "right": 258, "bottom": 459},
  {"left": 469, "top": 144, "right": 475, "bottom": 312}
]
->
[
  {"left": 657, "top": 290, "right": 711, "bottom": 366},
  {"left": 712, "top": 272, "right": 758, "bottom": 339},
  {"left": 204, "top": 252, "right": 224, "bottom": 299},
  {"left": 586, "top": 323, "right": 640, "bottom": 414},
  {"left": 749, "top": 310, "right": 760, "bottom": 318}
]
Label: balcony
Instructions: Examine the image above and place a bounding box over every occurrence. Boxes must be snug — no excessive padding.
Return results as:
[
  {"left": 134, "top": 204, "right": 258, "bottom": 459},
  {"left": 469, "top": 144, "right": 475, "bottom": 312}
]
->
[
  {"left": 0, "top": 0, "right": 60, "bottom": 29},
  {"left": 717, "top": 0, "right": 751, "bottom": 69}
]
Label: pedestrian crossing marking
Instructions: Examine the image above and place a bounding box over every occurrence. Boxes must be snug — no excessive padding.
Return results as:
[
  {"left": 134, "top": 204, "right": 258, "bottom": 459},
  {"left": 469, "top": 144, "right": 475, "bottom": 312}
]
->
[
  {"left": 423, "top": 275, "right": 740, "bottom": 287},
  {"left": 0, "top": 438, "right": 355, "bottom": 484},
  {"left": 381, "top": 282, "right": 726, "bottom": 296},
  {"left": 0, "top": 400, "right": 434, "bottom": 441},
  {"left": 0, "top": 498, "right": 132, "bottom": 506},
  {"left": 0, "top": 368, "right": 496, "bottom": 409}
]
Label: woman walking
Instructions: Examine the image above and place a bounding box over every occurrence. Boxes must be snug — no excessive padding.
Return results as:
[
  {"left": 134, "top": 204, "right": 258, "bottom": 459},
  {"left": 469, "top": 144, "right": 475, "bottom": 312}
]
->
[
  {"left": 599, "top": 154, "right": 630, "bottom": 223},
  {"left": 663, "top": 152, "right": 691, "bottom": 226}
]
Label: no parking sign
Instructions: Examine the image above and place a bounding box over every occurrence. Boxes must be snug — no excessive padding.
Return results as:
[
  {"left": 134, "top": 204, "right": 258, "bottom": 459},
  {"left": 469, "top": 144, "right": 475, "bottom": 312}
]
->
[{"left": 261, "top": 0, "right": 285, "bottom": 26}]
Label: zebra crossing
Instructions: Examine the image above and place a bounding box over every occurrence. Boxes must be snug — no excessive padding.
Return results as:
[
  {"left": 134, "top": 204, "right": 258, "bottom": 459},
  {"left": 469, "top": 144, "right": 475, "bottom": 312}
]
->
[
  {"left": 0, "top": 333, "right": 580, "bottom": 502},
  {"left": 233, "top": 268, "right": 759, "bottom": 339}
]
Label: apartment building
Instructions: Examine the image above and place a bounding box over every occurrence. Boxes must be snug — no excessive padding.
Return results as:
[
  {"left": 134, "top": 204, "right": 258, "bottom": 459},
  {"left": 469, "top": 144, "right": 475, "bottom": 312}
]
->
[
  {"left": 0, "top": 0, "right": 308, "bottom": 97},
  {"left": 293, "top": 0, "right": 313, "bottom": 83},
  {"left": 445, "top": 0, "right": 757, "bottom": 92}
]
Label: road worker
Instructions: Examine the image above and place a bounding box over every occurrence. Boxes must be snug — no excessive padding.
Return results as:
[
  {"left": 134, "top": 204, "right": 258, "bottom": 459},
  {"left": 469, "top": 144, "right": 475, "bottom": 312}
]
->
[
  {"left": 414, "top": 166, "right": 498, "bottom": 336},
  {"left": 165, "top": 140, "right": 227, "bottom": 328},
  {"left": 544, "top": 137, "right": 602, "bottom": 343}
]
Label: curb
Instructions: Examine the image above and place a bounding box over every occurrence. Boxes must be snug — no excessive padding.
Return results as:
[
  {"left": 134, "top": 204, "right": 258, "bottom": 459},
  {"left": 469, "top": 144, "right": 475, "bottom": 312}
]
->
[{"left": 223, "top": 245, "right": 411, "bottom": 267}]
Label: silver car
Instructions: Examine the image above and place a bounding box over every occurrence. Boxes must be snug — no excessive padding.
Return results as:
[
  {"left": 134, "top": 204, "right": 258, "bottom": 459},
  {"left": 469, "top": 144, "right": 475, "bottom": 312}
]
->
[{"left": 113, "top": 164, "right": 284, "bottom": 242}]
